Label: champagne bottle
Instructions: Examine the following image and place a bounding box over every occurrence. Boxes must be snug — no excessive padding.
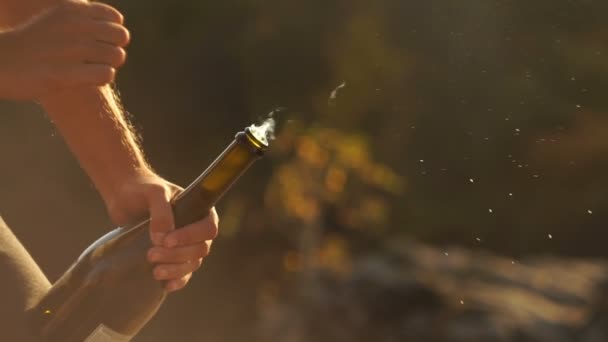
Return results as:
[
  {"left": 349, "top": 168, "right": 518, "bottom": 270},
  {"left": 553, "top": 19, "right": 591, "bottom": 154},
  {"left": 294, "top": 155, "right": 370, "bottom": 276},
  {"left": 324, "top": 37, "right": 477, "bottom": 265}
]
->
[{"left": 28, "top": 121, "right": 273, "bottom": 341}]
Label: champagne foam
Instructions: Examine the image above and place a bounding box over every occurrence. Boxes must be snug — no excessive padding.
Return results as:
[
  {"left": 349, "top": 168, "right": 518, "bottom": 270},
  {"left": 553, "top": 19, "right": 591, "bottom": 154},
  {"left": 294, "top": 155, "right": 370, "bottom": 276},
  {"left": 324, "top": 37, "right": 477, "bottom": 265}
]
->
[{"left": 248, "top": 116, "right": 276, "bottom": 146}]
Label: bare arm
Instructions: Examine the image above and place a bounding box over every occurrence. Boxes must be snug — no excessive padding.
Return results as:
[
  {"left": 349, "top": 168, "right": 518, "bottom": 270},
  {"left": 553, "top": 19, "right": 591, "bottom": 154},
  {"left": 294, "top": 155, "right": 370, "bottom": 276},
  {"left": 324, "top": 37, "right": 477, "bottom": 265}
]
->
[
  {"left": 2, "top": 0, "right": 219, "bottom": 292},
  {"left": 40, "top": 86, "right": 152, "bottom": 202},
  {"left": 0, "top": 0, "right": 138, "bottom": 204},
  {"left": 41, "top": 75, "right": 219, "bottom": 293}
]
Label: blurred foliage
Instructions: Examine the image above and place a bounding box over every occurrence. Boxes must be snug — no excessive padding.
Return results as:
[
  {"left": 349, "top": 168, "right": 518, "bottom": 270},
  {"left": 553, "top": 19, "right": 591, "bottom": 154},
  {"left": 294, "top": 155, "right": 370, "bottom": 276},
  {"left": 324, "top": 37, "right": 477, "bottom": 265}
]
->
[{"left": 1, "top": 0, "right": 608, "bottom": 341}]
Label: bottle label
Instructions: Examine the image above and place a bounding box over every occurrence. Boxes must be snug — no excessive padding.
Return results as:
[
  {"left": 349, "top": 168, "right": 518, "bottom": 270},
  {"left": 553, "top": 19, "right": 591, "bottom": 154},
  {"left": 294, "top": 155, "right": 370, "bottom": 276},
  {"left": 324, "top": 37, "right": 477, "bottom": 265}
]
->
[{"left": 84, "top": 324, "right": 133, "bottom": 342}]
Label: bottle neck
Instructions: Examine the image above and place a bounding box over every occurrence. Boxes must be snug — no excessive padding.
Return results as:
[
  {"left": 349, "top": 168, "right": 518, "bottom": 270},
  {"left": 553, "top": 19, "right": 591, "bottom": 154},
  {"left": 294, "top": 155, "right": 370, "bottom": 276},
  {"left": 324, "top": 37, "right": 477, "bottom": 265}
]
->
[{"left": 171, "top": 132, "right": 263, "bottom": 228}]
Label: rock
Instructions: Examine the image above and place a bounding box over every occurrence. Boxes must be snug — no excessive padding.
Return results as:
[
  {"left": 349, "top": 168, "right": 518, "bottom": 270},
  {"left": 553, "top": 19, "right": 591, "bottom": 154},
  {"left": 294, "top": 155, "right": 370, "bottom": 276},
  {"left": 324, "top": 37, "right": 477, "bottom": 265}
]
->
[{"left": 259, "top": 239, "right": 608, "bottom": 342}]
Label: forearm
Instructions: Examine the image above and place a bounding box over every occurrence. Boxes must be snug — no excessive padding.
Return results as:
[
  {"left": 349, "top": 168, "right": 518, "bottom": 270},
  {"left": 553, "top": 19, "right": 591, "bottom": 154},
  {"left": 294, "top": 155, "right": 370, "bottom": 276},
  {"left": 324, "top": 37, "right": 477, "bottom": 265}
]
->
[
  {"left": 1, "top": 0, "right": 146, "bottom": 202},
  {"left": 40, "top": 86, "right": 152, "bottom": 202}
]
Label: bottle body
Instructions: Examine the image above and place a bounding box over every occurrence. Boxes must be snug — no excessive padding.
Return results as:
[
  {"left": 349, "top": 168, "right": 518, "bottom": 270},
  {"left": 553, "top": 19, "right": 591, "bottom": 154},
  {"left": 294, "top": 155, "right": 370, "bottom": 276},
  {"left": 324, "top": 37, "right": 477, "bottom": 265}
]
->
[
  {"left": 32, "top": 222, "right": 163, "bottom": 341},
  {"left": 29, "top": 129, "right": 268, "bottom": 341}
]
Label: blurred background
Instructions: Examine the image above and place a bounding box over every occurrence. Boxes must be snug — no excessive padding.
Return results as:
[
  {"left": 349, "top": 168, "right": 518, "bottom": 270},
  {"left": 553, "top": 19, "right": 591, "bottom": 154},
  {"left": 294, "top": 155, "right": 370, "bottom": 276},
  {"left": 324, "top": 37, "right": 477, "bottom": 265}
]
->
[{"left": 1, "top": 0, "right": 608, "bottom": 341}]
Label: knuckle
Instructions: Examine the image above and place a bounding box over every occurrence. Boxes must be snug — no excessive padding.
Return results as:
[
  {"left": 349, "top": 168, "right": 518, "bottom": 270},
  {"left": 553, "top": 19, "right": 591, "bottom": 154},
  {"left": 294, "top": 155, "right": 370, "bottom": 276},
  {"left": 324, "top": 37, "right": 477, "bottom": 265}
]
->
[
  {"left": 198, "top": 244, "right": 210, "bottom": 258},
  {"left": 99, "top": 67, "right": 115, "bottom": 84},
  {"left": 86, "top": 66, "right": 114, "bottom": 86},
  {"left": 118, "top": 27, "right": 131, "bottom": 46},
  {"left": 59, "top": 0, "right": 87, "bottom": 16},
  {"left": 210, "top": 208, "right": 220, "bottom": 227},
  {"left": 58, "top": 0, "right": 81, "bottom": 10},
  {"left": 114, "top": 11, "right": 125, "bottom": 25},
  {"left": 145, "top": 186, "right": 170, "bottom": 204},
  {"left": 95, "top": 5, "right": 124, "bottom": 24},
  {"left": 111, "top": 47, "right": 127, "bottom": 67},
  {"left": 208, "top": 223, "right": 219, "bottom": 240},
  {"left": 171, "top": 280, "right": 187, "bottom": 291},
  {"left": 148, "top": 184, "right": 167, "bottom": 196},
  {"left": 174, "top": 282, "right": 187, "bottom": 291}
]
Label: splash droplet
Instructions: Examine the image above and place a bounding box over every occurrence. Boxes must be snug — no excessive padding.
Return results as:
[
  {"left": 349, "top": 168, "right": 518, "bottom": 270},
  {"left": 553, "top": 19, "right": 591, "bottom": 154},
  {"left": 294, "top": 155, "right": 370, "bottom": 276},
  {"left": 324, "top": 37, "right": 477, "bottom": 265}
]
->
[{"left": 328, "top": 82, "right": 346, "bottom": 105}]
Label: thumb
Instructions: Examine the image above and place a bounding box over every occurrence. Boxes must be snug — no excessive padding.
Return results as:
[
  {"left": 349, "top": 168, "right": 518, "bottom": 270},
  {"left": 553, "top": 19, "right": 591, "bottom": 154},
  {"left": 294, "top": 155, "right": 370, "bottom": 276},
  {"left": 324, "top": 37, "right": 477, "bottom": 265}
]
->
[{"left": 147, "top": 186, "right": 175, "bottom": 246}]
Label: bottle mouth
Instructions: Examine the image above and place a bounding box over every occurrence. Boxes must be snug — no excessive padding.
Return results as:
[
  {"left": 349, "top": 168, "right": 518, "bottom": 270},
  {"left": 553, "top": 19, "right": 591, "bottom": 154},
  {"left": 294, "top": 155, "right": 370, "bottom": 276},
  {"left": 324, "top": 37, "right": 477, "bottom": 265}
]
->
[
  {"left": 244, "top": 117, "right": 275, "bottom": 149},
  {"left": 244, "top": 127, "right": 269, "bottom": 150}
]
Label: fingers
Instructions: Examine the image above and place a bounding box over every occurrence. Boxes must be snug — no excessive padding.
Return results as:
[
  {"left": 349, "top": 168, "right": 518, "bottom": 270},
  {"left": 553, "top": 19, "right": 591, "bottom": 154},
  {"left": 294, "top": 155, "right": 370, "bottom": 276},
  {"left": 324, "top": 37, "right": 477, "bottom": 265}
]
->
[
  {"left": 146, "top": 208, "right": 219, "bottom": 293},
  {"left": 153, "top": 259, "right": 202, "bottom": 281},
  {"left": 81, "top": 43, "right": 126, "bottom": 67},
  {"left": 162, "top": 210, "right": 219, "bottom": 248},
  {"left": 147, "top": 187, "right": 176, "bottom": 246},
  {"left": 88, "top": 21, "right": 130, "bottom": 47},
  {"left": 62, "top": 64, "right": 116, "bottom": 87},
  {"left": 87, "top": 1, "right": 124, "bottom": 24},
  {"left": 40, "top": 1, "right": 130, "bottom": 90},
  {"left": 148, "top": 241, "right": 212, "bottom": 264},
  {"left": 165, "top": 274, "right": 192, "bottom": 293}
]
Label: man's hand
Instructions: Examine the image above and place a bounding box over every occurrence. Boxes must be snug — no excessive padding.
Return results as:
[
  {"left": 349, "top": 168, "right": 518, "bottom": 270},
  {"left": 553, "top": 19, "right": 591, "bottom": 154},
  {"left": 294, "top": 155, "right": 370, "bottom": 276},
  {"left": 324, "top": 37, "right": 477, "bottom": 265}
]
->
[
  {"left": 105, "top": 171, "right": 219, "bottom": 293},
  {"left": 0, "top": 0, "right": 130, "bottom": 101}
]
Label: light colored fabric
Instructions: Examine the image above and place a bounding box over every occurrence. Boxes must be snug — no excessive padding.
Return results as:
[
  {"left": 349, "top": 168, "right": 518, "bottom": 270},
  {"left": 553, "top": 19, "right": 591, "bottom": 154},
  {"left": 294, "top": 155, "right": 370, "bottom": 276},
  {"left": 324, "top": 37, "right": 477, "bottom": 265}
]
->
[{"left": 0, "top": 216, "right": 51, "bottom": 341}]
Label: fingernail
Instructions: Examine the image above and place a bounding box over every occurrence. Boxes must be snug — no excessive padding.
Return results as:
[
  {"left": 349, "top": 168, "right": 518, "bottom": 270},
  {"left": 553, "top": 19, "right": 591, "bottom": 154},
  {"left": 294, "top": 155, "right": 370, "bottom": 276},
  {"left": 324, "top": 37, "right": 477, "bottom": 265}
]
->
[{"left": 151, "top": 233, "right": 165, "bottom": 245}]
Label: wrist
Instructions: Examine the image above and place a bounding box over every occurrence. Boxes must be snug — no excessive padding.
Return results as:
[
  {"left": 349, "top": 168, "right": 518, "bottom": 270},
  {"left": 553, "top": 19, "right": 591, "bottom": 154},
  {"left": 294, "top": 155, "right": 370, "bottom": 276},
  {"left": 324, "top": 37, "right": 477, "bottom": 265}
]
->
[{"left": 97, "top": 164, "right": 156, "bottom": 205}]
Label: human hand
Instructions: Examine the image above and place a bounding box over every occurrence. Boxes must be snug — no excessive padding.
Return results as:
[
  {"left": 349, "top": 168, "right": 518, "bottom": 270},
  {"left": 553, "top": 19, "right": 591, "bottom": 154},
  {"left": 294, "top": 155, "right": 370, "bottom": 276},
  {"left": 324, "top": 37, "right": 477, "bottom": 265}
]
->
[
  {"left": 0, "top": 0, "right": 130, "bottom": 101},
  {"left": 105, "top": 170, "right": 219, "bottom": 292}
]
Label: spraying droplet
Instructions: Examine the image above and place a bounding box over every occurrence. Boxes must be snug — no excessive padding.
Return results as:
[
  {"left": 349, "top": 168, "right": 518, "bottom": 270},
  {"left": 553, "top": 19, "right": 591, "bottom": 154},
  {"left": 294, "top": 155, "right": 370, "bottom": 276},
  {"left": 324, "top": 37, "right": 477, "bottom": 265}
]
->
[{"left": 328, "top": 82, "right": 346, "bottom": 106}]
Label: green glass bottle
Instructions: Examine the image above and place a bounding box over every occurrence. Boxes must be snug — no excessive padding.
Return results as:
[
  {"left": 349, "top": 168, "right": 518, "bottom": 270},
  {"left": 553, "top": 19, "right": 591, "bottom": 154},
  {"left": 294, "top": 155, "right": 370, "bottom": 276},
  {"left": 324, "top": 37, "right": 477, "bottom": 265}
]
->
[{"left": 29, "top": 122, "right": 272, "bottom": 341}]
